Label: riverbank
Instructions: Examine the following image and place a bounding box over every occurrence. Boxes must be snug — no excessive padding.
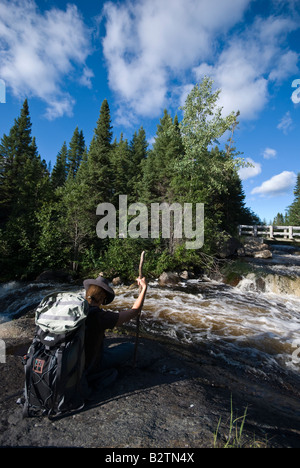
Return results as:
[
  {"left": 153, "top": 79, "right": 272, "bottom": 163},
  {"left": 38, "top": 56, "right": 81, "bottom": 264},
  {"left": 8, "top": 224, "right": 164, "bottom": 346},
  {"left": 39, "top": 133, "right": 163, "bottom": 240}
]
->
[{"left": 1, "top": 312, "right": 300, "bottom": 448}]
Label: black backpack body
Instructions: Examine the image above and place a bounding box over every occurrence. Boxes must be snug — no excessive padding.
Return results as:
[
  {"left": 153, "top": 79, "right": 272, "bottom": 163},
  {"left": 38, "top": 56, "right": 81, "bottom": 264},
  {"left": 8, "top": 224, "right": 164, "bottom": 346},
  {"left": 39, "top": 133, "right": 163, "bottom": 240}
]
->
[{"left": 22, "top": 291, "right": 90, "bottom": 418}]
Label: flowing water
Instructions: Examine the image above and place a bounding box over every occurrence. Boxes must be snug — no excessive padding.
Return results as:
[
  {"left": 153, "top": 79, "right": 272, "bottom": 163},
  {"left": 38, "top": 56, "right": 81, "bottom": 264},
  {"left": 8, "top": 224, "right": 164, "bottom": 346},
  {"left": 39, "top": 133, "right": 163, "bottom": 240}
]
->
[{"left": 1, "top": 244, "right": 300, "bottom": 376}]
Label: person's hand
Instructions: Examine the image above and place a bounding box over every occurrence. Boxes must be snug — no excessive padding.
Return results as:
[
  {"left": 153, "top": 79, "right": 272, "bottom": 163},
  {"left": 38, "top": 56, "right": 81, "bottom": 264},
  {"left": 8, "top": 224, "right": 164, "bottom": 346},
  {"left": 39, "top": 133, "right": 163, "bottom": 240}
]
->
[{"left": 136, "top": 277, "right": 147, "bottom": 290}]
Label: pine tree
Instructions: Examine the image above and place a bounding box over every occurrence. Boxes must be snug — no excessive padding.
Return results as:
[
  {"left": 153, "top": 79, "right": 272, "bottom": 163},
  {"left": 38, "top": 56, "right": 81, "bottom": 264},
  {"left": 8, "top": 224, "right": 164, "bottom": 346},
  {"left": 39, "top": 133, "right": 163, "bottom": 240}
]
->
[
  {"left": 127, "top": 127, "right": 148, "bottom": 201},
  {"left": 273, "top": 213, "right": 285, "bottom": 225},
  {"left": 0, "top": 99, "right": 50, "bottom": 277},
  {"left": 0, "top": 99, "right": 35, "bottom": 222},
  {"left": 67, "top": 127, "right": 85, "bottom": 178},
  {"left": 110, "top": 133, "right": 131, "bottom": 202},
  {"left": 55, "top": 99, "right": 115, "bottom": 267},
  {"left": 51, "top": 142, "right": 68, "bottom": 188},
  {"left": 86, "top": 99, "right": 113, "bottom": 202},
  {"left": 139, "top": 110, "right": 185, "bottom": 254},
  {"left": 287, "top": 173, "right": 300, "bottom": 225},
  {"left": 142, "top": 110, "right": 183, "bottom": 204},
  {"left": 0, "top": 99, "right": 50, "bottom": 219}
]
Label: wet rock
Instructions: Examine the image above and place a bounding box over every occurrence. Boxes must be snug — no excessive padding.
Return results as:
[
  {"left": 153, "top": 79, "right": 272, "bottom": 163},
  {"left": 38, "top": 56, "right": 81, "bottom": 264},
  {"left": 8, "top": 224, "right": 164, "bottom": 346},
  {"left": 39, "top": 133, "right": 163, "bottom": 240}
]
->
[
  {"left": 179, "top": 270, "right": 195, "bottom": 280},
  {"left": 254, "top": 250, "right": 273, "bottom": 259},
  {"left": 255, "top": 277, "right": 266, "bottom": 292},
  {"left": 217, "top": 237, "right": 242, "bottom": 258},
  {"left": 158, "top": 272, "right": 180, "bottom": 286},
  {"left": 224, "top": 274, "right": 243, "bottom": 287},
  {"left": 1, "top": 315, "right": 300, "bottom": 447},
  {"left": 112, "top": 276, "right": 123, "bottom": 286},
  {"left": 238, "top": 238, "right": 272, "bottom": 259},
  {"left": 35, "top": 270, "right": 72, "bottom": 283},
  {"left": 179, "top": 270, "right": 189, "bottom": 280}
]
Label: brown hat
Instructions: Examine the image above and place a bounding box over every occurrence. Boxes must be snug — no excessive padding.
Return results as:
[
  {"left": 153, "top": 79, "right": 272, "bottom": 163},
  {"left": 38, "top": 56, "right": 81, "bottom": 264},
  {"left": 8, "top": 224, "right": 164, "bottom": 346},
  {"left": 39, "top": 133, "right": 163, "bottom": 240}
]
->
[{"left": 83, "top": 276, "right": 115, "bottom": 305}]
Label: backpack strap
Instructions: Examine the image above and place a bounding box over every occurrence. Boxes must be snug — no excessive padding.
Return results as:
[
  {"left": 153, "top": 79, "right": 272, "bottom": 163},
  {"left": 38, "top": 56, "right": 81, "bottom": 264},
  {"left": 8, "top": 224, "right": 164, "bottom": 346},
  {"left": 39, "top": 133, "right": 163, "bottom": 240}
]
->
[
  {"left": 22, "top": 338, "right": 37, "bottom": 418},
  {"left": 48, "top": 345, "right": 65, "bottom": 417},
  {"left": 48, "top": 326, "right": 86, "bottom": 418}
]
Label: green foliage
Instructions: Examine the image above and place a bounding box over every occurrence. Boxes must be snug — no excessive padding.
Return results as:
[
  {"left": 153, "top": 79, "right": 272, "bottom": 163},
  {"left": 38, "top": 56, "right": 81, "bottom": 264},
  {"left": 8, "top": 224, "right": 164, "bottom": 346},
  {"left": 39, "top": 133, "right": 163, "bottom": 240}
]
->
[
  {"left": 86, "top": 98, "right": 113, "bottom": 202},
  {"left": 51, "top": 142, "right": 68, "bottom": 189},
  {"left": 0, "top": 80, "right": 262, "bottom": 282},
  {"left": 287, "top": 173, "right": 300, "bottom": 225},
  {"left": 67, "top": 127, "right": 85, "bottom": 179},
  {"left": 213, "top": 397, "right": 249, "bottom": 448},
  {"left": 273, "top": 212, "right": 289, "bottom": 226},
  {"left": 94, "top": 238, "right": 150, "bottom": 280},
  {"left": 0, "top": 100, "right": 51, "bottom": 279}
]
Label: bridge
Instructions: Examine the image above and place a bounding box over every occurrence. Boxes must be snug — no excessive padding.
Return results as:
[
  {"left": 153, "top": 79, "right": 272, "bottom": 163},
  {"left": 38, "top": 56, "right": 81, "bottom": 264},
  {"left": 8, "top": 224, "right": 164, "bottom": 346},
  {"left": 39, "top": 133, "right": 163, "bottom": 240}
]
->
[{"left": 238, "top": 225, "right": 300, "bottom": 242}]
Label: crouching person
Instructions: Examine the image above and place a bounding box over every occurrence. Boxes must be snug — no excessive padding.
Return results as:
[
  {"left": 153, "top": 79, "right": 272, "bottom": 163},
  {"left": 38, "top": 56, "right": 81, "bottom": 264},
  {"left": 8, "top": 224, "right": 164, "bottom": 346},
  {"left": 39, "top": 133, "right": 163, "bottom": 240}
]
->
[{"left": 83, "top": 275, "right": 147, "bottom": 392}]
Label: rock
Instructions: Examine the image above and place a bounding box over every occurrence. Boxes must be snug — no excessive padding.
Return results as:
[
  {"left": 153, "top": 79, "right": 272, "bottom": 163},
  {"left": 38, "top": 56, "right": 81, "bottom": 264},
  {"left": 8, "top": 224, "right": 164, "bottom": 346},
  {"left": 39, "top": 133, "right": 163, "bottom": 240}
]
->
[
  {"left": 35, "top": 270, "right": 72, "bottom": 283},
  {"left": 255, "top": 277, "right": 266, "bottom": 292},
  {"left": 179, "top": 270, "right": 189, "bottom": 280},
  {"left": 237, "top": 247, "right": 245, "bottom": 257},
  {"left": 218, "top": 237, "right": 243, "bottom": 258},
  {"left": 112, "top": 276, "right": 123, "bottom": 286},
  {"left": 179, "top": 270, "right": 195, "bottom": 280},
  {"left": 224, "top": 274, "right": 243, "bottom": 287},
  {"left": 158, "top": 272, "right": 180, "bottom": 286},
  {"left": 238, "top": 238, "right": 272, "bottom": 259},
  {"left": 254, "top": 250, "right": 272, "bottom": 259},
  {"left": 1, "top": 314, "right": 300, "bottom": 447}
]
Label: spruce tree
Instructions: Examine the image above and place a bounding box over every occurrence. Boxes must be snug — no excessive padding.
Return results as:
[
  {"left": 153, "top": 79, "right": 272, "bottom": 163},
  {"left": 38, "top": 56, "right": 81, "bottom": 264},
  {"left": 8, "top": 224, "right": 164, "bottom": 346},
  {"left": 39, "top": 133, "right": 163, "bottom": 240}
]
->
[
  {"left": 86, "top": 99, "right": 113, "bottom": 202},
  {"left": 287, "top": 173, "right": 300, "bottom": 225},
  {"left": 58, "top": 99, "right": 115, "bottom": 264},
  {"left": 51, "top": 142, "right": 68, "bottom": 188},
  {"left": 142, "top": 110, "right": 183, "bottom": 204},
  {"left": 128, "top": 126, "right": 148, "bottom": 201},
  {"left": 0, "top": 99, "right": 50, "bottom": 277},
  {"left": 0, "top": 99, "right": 35, "bottom": 222},
  {"left": 67, "top": 127, "right": 85, "bottom": 178},
  {"left": 110, "top": 133, "right": 131, "bottom": 202}
]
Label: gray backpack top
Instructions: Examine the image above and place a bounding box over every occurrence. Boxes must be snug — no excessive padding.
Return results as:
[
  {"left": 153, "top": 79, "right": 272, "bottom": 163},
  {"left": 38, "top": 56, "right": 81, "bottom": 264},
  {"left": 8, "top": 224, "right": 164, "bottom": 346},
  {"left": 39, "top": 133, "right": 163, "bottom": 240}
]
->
[{"left": 36, "top": 291, "right": 88, "bottom": 335}]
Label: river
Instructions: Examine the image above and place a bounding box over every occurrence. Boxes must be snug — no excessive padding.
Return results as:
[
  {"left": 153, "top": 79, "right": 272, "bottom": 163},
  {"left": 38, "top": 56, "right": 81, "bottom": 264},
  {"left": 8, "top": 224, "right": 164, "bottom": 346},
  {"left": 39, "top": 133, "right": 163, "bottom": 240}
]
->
[{"left": 1, "top": 244, "right": 300, "bottom": 378}]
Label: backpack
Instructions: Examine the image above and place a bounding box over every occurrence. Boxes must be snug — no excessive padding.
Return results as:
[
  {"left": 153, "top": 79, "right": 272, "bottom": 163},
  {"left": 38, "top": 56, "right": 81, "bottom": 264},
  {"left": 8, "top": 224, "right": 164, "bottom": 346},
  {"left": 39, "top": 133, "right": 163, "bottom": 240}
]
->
[{"left": 21, "top": 291, "right": 90, "bottom": 418}]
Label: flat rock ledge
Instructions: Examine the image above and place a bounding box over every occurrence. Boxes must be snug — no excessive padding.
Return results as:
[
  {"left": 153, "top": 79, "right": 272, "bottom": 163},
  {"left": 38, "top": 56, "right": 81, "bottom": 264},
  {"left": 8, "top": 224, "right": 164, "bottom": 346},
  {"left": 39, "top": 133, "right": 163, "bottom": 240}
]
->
[{"left": 1, "top": 314, "right": 300, "bottom": 448}]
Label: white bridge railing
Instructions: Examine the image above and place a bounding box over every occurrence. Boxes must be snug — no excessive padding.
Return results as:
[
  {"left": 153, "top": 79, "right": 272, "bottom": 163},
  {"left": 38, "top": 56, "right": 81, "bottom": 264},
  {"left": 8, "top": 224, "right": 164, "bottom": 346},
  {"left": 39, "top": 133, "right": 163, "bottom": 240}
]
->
[{"left": 238, "top": 225, "right": 300, "bottom": 242}]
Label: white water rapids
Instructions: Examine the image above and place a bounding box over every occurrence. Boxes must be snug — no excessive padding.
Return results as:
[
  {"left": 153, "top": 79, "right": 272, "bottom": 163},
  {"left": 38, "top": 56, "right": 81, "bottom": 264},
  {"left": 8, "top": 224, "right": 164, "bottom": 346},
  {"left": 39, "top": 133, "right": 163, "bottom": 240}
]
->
[{"left": 1, "top": 244, "right": 300, "bottom": 375}]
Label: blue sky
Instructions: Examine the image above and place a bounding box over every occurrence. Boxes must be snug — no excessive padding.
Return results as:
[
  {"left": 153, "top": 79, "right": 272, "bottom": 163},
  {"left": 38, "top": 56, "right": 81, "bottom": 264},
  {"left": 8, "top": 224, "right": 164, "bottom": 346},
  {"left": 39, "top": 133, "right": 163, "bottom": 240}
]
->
[{"left": 0, "top": 0, "right": 299, "bottom": 224}]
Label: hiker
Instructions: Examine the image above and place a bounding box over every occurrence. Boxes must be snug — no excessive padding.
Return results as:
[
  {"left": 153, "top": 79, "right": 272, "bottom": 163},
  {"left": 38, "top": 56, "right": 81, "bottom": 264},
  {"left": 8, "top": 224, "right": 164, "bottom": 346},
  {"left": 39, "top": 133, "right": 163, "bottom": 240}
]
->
[{"left": 83, "top": 275, "right": 147, "bottom": 389}]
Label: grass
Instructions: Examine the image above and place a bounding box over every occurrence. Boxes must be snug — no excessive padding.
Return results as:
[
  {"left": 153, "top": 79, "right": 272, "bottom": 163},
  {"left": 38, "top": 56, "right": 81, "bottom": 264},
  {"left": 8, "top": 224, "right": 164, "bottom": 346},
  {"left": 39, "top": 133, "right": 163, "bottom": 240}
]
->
[{"left": 213, "top": 396, "right": 268, "bottom": 448}]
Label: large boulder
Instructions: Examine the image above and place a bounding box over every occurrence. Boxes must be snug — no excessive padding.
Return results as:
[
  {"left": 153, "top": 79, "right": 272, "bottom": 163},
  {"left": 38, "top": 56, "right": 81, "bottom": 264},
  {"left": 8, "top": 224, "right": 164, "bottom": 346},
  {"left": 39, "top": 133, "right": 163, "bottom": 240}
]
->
[
  {"left": 217, "top": 237, "right": 243, "bottom": 258},
  {"left": 238, "top": 238, "right": 272, "bottom": 259},
  {"left": 35, "top": 270, "right": 72, "bottom": 283},
  {"left": 158, "top": 271, "right": 180, "bottom": 286},
  {"left": 254, "top": 250, "right": 273, "bottom": 259}
]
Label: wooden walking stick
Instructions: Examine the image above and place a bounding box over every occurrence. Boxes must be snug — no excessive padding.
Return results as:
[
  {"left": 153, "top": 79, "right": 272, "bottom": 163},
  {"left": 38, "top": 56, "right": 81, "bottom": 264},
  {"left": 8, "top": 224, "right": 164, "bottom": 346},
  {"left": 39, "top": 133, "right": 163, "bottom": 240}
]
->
[{"left": 133, "top": 251, "right": 145, "bottom": 367}]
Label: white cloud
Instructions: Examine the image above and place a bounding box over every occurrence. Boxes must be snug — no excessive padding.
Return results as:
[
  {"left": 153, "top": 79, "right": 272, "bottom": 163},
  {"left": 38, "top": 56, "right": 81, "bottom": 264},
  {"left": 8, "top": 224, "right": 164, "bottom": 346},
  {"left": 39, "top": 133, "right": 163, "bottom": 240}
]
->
[
  {"left": 238, "top": 158, "right": 262, "bottom": 180},
  {"left": 0, "top": 0, "right": 92, "bottom": 119},
  {"left": 277, "top": 111, "right": 294, "bottom": 134},
  {"left": 102, "top": 1, "right": 299, "bottom": 123},
  {"left": 193, "top": 15, "right": 299, "bottom": 119},
  {"left": 251, "top": 171, "right": 297, "bottom": 197},
  {"left": 268, "top": 50, "right": 299, "bottom": 81},
  {"left": 102, "top": 0, "right": 251, "bottom": 121},
  {"left": 263, "top": 148, "right": 277, "bottom": 159}
]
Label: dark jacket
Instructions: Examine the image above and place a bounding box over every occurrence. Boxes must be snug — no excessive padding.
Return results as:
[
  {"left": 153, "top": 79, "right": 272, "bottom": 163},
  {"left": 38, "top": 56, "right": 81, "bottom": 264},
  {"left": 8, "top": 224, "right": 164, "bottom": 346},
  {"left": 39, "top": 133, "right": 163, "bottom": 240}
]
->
[{"left": 84, "top": 306, "right": 119, "bottom": 374}]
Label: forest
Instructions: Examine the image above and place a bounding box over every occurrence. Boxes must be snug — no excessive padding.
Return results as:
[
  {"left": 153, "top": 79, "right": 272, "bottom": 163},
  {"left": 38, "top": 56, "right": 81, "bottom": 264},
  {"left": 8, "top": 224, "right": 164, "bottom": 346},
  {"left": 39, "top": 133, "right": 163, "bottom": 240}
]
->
[
  {"left": 272, "top": 177, "right": 300, "bottom": 227},
  {"left": 0, "top": 77, "right": 280, "bottom": 282}
]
